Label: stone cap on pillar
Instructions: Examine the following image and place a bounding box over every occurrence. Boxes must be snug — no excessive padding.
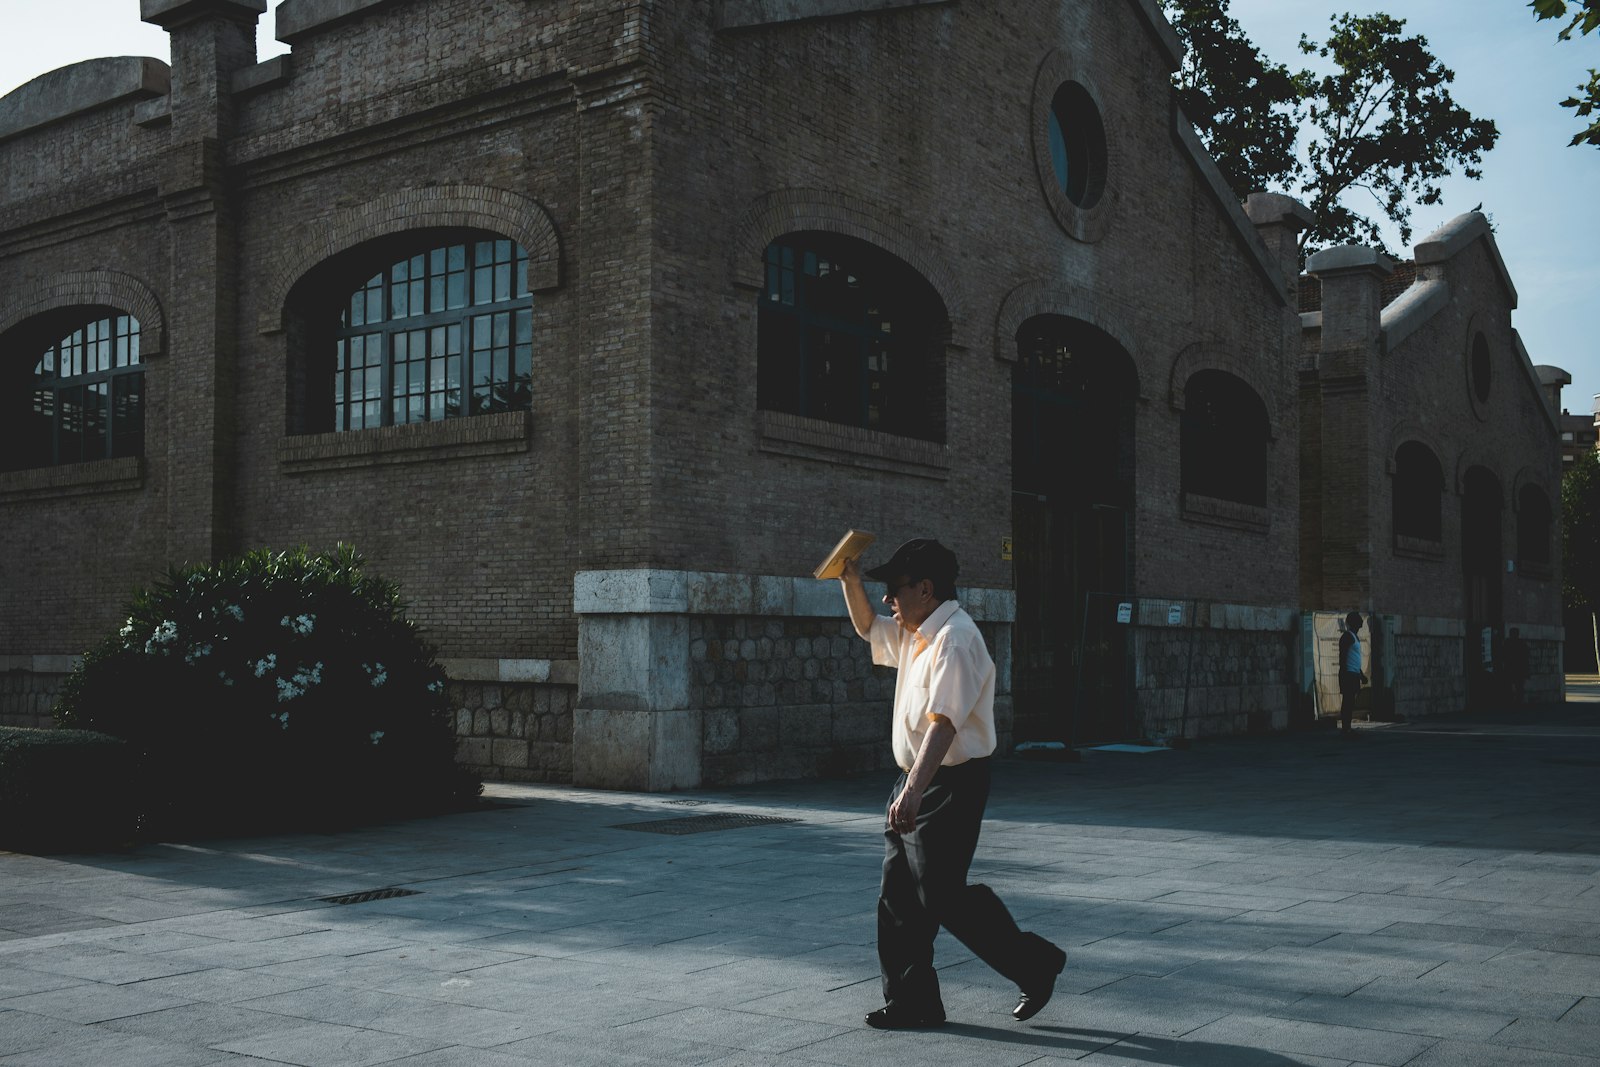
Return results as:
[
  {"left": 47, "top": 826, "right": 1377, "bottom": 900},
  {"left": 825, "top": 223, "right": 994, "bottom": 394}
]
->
[
  {"left": 1306, "top": 244, "right": 1397, "bottom": 279},
  {"left": 1244, "top": 192, "right": 1314, "bottom": 232},
  {"left": 141, "top": 0, "right": 267, "bottom": 28}
]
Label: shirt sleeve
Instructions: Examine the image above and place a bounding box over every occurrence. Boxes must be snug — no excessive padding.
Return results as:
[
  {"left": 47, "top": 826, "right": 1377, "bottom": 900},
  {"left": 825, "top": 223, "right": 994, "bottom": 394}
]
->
[
  {"left": 925, "top": 632, "right": 983, "bottom": 732},
  {"left": 867, "top": 614, "right": 902, "bottom": 668}
]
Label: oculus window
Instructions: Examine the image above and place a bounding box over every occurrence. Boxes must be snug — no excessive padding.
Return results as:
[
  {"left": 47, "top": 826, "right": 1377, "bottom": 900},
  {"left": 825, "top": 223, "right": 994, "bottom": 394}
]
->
[
  {"left": 317, "top": 233, "right": 533, "bottom": 432},
  {"left": 1180, "top": 370, "right": 1269, "bottom": 507},
  {"left": 3, "top": 309, "right": 142, "bottom": 471},
  {"left": 1392, "top": 441, "right": 1444, "bottom": 542},
  {"left": 1047, "top": 82, "right": 1107, "bottom": 209},
  {"left": 1470, "top": 332, "right": 1492, "bottom": 404},
  {"left": 757, "top": 232, "right": 945, "bottom": 443}
]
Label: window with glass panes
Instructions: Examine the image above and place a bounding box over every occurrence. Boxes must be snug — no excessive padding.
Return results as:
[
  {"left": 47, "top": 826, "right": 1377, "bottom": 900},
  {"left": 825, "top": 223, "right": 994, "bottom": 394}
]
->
[
  {"left": 19, "top": 311, "right": 143, "bottom": 469},
  {"left": 756, "top": 232, "right": 944, "bottom": 443},
  {"left": 333, "top": 236, "right": 532, "bottom": 430}
]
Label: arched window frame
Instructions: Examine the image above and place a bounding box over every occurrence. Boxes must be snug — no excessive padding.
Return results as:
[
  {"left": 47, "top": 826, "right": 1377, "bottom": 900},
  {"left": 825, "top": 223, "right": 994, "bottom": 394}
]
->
[
  {"left": 4, "top": 307, "right": 143, "bottom": 472},
  {"left": 293, "top": 230, "right": 535, "bottom": 435},
  {"left": 756, "top": 231, "right": 946, "bottom": 444},
  {"left": 1179, "top": 369, "right": 1270, "bottom": 509},
  {"left": 1392, "top": 440, "right": 1444, "bottom": 546}
]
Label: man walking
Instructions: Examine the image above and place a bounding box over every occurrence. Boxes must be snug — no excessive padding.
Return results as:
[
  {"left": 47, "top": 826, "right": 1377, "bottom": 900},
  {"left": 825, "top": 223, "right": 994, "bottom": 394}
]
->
[{"left": 839, "top": 538, "right": 1066, "bottom": 1029}]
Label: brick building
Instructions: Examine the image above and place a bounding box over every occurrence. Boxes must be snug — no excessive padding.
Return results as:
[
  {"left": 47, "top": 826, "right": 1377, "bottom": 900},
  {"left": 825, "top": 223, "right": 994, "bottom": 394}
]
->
[
  {"left": 0, "top": 0, "right": 1563, "bottom": 788},
  {"left": 1299, "top": 214, "right": 1567, "bottom": 717}
]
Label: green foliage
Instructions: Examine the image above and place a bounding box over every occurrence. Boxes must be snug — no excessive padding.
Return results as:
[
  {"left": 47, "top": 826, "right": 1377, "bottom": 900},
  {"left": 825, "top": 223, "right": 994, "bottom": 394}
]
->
[
  {"left": 1563, "top": 450, "right": 1600, "bottom": 611},
  {"left": 0, "top": 727, "right": 134, "bottom": 852},
  {"left": 1531, "top": 0, "right": 1600, "bottom": 147},
  {"left": 1161, "top": 3, "right": 1498, "bottom": 253},
  {"left": 1165, "top": 0, "right": 1307, "bottom": 202},
  {"left": 1297, "top": 14, "right": 1498, "bottom": 251},
  {"left": 55, "top": 544, "right": 478, "bottom": 835}
]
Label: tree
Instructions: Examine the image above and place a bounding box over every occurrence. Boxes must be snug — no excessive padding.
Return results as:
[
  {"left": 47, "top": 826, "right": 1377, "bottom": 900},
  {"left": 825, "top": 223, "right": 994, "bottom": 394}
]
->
[
  {"left": 1297, "top": 14, "right": 1499, "bottom": 251},
  {"left": 1165, "top": 0, "right": 1306, "bottom": 203},
  {"left": 1531, "top": 0, "right": 1600, "bottom": 147},
  {"left": 1564, "top": 450, "right": 1600, "bottom": 611},
  {"left": 1161, "top": 4, "right": 1499, "bottom": 253}
]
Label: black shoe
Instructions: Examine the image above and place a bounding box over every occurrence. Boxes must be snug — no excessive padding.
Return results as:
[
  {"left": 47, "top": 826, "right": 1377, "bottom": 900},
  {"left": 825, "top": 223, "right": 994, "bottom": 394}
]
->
[
  {"left": 865, "top": 1003, "right": 946, "bottom": 1029},
  {"left": 1013, "top": 944, "right": 1068, "bottom": 1021}
]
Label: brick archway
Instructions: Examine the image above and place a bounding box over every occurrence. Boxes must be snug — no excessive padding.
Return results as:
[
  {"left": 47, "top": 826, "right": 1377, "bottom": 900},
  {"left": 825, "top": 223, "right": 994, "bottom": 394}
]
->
[
  {"left": 0, "top": 269, "right": 166, "bottom": 355},
  {"left": 729, "top": 187, "right": 968, "bottom": 349},
  {"left": 258, "top": 185, "right": 562, "bottom": 335}
]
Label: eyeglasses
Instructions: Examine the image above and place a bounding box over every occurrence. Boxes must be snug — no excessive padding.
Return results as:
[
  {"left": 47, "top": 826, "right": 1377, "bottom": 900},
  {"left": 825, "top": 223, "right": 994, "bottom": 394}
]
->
[{"left": 883, "top": 578, "right": 918, "bottom": 601}]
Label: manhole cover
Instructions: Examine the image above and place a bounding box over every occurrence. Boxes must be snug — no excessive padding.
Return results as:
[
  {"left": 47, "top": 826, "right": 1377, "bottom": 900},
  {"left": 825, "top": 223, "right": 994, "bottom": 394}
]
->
[
  {"left": 612, "top": 813, "right": 798, "bottom": 835},
  {"left": 318, "top": 887, "right": 421, "bottom": 906}
]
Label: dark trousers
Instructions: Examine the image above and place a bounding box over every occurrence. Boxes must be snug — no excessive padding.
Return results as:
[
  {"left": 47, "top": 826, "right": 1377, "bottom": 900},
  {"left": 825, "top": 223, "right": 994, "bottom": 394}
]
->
[
  {"left": 1338, "top": 671, "right": 1362, "bottom": 731},
  {"left": 878, "top": 758, "right": 1055, "bottom": 1010}
]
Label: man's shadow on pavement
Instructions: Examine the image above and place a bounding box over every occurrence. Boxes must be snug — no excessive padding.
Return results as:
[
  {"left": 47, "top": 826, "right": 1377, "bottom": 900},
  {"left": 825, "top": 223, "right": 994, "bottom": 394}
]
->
[{"left": 937, "top": 1022, "right": 1313, "bottom": 1065}]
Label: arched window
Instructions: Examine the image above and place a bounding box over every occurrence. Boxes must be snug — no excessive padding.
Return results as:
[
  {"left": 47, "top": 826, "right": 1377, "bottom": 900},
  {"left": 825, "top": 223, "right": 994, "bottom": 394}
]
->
[
  {"left": 1180, "top": 370, "right": 1268, "bottom": 507},
  {"left": 1392, "top": 441, "right": 1443, "bottom": 542},
  {"left": 320, "top": 232, "right": 533, "bottom": 432},
  {"left": 1517, "top": 484, "right": 1551, "bottom": 566},
  {"left": 4, "top": 309, "right": 142, "bottom": 471},
  {"left": 756, "top": 232, "right": 945, "bottom": 443}
]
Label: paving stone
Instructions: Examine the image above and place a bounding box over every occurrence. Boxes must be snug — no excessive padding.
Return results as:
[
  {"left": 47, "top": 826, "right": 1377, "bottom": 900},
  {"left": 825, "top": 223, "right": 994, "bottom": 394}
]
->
[
  {"left": 1176, "top": 1013, "right": 1436, "bottom": 1065},
  {"left": 1, "top": 982, "right": 194, "bottom": 1024},
  {"left": 212, "top": 1019, "right": 445, "bottom": 1065},
  {"left": 1078, "top": 1033, "right": 1355, "bottom": 1065},
  {"left": 0, "top": 1026, "right": 236, "bottom": 1067},
  {"left": 1403, "top": 1038, "right": 1600, "bottom": 1065},
  {"left": 1488, "top": 1016, "right": 1600, "bottom": 1059},
  {"left": 0, "top": 1009, "right": 77, "bottom": 1057}
]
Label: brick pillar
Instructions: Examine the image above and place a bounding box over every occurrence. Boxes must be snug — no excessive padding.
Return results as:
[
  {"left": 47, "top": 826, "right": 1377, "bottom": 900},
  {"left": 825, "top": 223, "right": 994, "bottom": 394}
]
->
[
  {"left": 1305, "top": 244, "right": 1394, "bottom": 614},
  {"left": 142, "top": 0, "right": 264, "bottom": 565},
  {"left": 1244, "top": 192, "right": 1315, "bottom": 307}
]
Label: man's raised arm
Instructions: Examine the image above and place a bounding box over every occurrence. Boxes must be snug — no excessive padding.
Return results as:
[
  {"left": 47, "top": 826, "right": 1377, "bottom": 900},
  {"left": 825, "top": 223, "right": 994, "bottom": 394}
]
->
[{"left": 839, "top": 558, "right": 878, "bottom": 640}]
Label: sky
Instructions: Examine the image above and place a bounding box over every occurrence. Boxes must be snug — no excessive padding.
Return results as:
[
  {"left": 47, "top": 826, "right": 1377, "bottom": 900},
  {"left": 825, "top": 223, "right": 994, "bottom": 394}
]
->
[{"left": 1, "top": 1, "right": 1597, "bottom": 419}]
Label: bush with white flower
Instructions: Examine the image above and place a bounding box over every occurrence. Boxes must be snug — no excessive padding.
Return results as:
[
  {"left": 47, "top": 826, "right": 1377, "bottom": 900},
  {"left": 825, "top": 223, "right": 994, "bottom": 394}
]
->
[{"left": 55, "top": 544, "right": 478, "bottom": 835}]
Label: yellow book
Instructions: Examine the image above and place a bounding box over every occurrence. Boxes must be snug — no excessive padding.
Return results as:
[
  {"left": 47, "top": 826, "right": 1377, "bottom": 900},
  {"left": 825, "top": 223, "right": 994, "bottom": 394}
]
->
[{"left": 813, "top": 529, "right": 876, "bottom": 580}]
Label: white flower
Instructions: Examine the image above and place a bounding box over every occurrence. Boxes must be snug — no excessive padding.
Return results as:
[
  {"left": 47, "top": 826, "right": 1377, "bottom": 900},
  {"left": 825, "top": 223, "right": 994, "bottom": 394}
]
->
[
  {"left": 183, "top": 642, "right": 213, "bottom": 665},
  {"left": 279, "top": 613, "right": 316, "bottom": 635},
  {"left": 144, "top": 620, "right": 179, "bottom": 655},
  {"left": 218, "top": 671, "right": 235, "bottom": 687},
  {"left": 119, "top": 618, "right": 135, "bottom": 639},
  {"left": 426, "top": 680, "right": 444, "bottom": 694},
  {"left": 253, "top": 653, "right": 278, "bottom": 678},
  {"left": 225, "top": 604, "right": 244, "bottom": 622},
  {"left": 369, "top": 730, "right": 385, "bottom": 745},
  {"left": 363, "top": 661, "right": 388, "bottom": 688},
  {"left": 271, "top": 710, "right": 289, "bottom": 728},
  {"left": 275, "top": 661, "right": 324, "bottom": 702}
]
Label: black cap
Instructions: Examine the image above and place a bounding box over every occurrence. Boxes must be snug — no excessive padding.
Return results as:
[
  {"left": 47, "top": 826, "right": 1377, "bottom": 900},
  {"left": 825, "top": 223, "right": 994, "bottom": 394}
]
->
[{"left": 865, "top": 538, "right": 959, "bottom": 587}]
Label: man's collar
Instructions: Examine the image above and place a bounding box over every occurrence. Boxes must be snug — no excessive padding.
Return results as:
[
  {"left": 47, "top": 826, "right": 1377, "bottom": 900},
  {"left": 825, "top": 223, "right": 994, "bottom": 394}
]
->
[{"left": 915, "top": 598, "right": 960, "bottom": 640}]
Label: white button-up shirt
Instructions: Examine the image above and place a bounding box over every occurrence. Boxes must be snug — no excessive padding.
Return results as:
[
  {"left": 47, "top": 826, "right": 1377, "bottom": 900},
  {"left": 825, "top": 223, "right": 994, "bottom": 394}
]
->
[{"left": 868, "top": 598, "right": 997, "bottom": 771}]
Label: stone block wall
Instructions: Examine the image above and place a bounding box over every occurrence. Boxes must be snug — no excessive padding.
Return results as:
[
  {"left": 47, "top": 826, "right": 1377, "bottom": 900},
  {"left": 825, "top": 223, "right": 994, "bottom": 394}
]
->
[
  {"left": 1132, "top": 604, "right": 1297, "bottom": 739},
  {"left": 0, "top": 668, "right": 63, "bottom": 729},
  {"left": 451, "top": 680, "right": 576, "bottom": 784},
  {"left": 1390, "top": 628, "right": 1466, "bottom": 722}
]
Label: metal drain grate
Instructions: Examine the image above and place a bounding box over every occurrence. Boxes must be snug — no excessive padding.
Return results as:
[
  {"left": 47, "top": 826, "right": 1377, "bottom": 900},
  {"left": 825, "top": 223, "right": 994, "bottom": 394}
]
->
[
  {"left": 613, "top": 813, "right": 798, "bottom": 835},
  {"left": 318, "top": 887, "right": 421, "bottom": 906}
]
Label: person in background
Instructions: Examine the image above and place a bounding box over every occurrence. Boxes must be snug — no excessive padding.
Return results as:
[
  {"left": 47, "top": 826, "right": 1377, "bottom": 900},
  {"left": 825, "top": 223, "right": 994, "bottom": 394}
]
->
[{"left": 1338, "top": 611, "right": 1366, "bottom": 737}]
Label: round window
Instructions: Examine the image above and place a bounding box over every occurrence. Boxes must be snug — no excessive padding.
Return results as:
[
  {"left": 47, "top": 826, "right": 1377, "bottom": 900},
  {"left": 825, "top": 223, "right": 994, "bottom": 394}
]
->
[
  {"left": 1470, "top": 333, "right": 1491, "bottom": 403},
  {"left": 1047, "top": 82, "right": 1107, "bottom": 209}
]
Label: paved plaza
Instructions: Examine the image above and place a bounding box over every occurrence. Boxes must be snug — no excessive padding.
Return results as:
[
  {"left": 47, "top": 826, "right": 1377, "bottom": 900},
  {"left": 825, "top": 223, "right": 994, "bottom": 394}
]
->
[{"left": 2, "top": 683, "right": 1599, "bottom": 1066}]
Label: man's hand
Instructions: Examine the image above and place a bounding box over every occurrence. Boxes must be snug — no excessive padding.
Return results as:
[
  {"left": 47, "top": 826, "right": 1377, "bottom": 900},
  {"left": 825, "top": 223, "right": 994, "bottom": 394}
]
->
[{"left": 888, "top": 784, "right": 922, "bottom": 834}]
